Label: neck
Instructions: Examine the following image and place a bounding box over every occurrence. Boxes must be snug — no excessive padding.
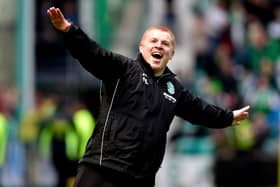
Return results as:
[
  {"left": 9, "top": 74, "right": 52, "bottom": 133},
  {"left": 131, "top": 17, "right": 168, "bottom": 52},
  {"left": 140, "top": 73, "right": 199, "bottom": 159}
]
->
[{"left": 154, "top": 69, "right": 165, "bottom": 77}]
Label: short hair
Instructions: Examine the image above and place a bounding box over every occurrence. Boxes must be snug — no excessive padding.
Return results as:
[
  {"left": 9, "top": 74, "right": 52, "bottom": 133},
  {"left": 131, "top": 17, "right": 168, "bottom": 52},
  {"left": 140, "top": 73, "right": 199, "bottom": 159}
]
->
[{"left": 140, "top": 26, "right": 176, "bottom": 48}]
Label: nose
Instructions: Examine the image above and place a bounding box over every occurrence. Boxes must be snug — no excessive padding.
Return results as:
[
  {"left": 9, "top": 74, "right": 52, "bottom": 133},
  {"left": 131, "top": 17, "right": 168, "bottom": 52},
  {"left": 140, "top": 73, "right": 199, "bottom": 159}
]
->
[{"left": 155, "top": 41, "right": 163, "bottom": 48}]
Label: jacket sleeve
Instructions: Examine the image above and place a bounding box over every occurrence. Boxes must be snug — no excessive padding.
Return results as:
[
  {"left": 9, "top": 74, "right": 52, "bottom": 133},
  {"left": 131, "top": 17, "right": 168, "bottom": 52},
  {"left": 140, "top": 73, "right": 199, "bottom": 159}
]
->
[
  {"left": 62, "top": 25, "right": 130, "bottom": 80},
  {"left": 175, "top": 88, "right": 233, "bottom": 129}
]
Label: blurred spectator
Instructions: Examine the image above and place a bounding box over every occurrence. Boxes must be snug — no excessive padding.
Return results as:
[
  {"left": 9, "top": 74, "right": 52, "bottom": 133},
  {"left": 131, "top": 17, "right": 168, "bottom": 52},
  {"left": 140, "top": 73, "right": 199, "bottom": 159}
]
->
[
  {"left": 0, "top": 87, "right": 24, "bottom": 186},
  {"left": 215, "top": 41, "right": 238, "bottom": 94},
  {"left": 37, "top": 94, "right": 95, "bottom": 187},
  {"left": 191, "top": 10, "right": 211, "bottom": 72},
  {"left": 267, "top": 6, "right": 280, "bottom": 41},
  {"left": 244, "top": 21, "right": 280, "bottom": 78},
  {"left": 229, "top": 1, "right": 246, "bottom": 50},
  {"left": 248, "top": 76, "right": 280, "bottom": 115},
  {"left": 0, "top": 113, "right": 7, "bottom": 186},
  {"left": 243, "top": 0, "right": 274, "bottom": 27},
  {"left": 39, "top": 98, "right": 79, "bottom": 187},
  {"left": 19, "top": 90, "right": 58, "bottom": 186},
  {"left": 204, "top": 0, "right": 229, "bottom": 54},
  {"left": 70, "top": 98, "right": 95, "bottom": 159}
]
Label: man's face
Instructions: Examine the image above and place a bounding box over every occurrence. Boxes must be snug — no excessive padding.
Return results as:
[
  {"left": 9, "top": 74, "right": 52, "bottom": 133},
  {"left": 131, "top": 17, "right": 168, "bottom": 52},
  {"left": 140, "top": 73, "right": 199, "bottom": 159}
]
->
[{"left": 139, "top": 29, "right": 175, "bottom": 76}]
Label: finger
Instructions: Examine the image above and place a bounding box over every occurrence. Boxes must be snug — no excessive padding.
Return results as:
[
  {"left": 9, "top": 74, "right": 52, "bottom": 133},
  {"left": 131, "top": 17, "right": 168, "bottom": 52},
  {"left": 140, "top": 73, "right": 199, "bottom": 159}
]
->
[
  {"left": 232, "top": 120, "right": 240, "bottom": 126},
  {"left": 56, "top": 8, "right": 65, "bottom": 19},
  {"left": 52, "top": 8, "right": 60, "bottom": 19},
  {"left": 47, "top": 7, "right": 58, "bottom": 19},
  {"left": 47, "top": 10, "right": 55, "bottom": 20},
  {"left": 48, "top": 7, "right": 56, "bottom": 15},
  {"left": 239, "top": 111, "right": 248, "bottom": 118},
  {"left": 234, "top": 112, "right": 248, "bottom": 122},
  {"left": 47, "top": 9, "right": 54, "bottom": 18},
  {"left": 240, "top": 105, "right": 250, "bottom": 112}
]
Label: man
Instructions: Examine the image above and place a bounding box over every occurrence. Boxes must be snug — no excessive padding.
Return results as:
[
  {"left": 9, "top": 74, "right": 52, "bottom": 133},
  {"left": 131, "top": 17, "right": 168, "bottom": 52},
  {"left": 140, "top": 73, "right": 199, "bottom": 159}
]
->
[{"left": 47, "top": 7, "right": 250, "bottom": 187}]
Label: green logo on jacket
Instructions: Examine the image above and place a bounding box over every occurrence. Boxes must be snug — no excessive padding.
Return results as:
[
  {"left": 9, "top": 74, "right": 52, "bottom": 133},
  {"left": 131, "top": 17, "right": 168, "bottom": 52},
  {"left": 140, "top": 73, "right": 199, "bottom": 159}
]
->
[{"left": 167, "top": 81, "right": 175, "bottom": 95}]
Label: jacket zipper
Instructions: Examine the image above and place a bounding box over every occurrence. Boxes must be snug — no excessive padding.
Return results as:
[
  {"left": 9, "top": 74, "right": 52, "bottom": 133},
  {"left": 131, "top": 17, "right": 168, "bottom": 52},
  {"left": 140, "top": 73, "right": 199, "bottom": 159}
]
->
[
  {"left": 99, "top": 79, "right": 120, "bottom": 165},
  {"left": 156, "top": 73, "right": 171, "bottom": 84}
]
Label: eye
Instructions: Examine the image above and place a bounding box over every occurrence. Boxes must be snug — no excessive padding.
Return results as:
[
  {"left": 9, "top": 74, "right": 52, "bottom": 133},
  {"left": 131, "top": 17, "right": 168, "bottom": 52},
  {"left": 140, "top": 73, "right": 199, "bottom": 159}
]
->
[
  {"left": 150, "top": 39, "right": 157, "bottom": 43},
  {"left": 162, "top": 41, "right": 170, "bottom": 46}
]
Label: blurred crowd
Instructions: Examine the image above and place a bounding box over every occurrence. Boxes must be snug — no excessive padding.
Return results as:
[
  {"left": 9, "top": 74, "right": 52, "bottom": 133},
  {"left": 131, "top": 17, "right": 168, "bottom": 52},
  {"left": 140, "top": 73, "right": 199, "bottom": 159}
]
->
[
  {"left": 0, "top": 86, "right": 96, "bottom": 187},
  {"left": 0, "top": 0, "right": 280, "bottom": 187},
  {"left": 164, "top": 0, "right": 280, "bottom": 187}
]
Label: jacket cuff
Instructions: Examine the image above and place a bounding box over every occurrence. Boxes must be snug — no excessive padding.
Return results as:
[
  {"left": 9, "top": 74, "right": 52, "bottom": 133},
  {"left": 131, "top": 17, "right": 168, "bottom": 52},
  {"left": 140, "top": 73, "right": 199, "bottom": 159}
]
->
[{"left": 62, "top": 24, "right": 78, "bottom": 35}]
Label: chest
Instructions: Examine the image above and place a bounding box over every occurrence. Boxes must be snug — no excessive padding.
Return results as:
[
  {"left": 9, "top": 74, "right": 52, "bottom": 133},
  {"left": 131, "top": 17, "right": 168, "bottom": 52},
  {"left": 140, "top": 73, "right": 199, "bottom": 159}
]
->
[
  {"left": 140, "top": 72, "right": 177, "bottom": 104},
  {"left": 111, "top": 71, "right": 178, "bottom": 117}
]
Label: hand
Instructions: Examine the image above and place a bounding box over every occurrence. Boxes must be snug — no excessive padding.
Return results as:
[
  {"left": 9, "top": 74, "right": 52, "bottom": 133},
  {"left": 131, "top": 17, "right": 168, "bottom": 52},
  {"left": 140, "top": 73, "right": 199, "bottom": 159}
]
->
[
  {"left": 232, "top": 105, "right": 250, "bottom": 126},
  {"left": 47, "top": 6, "right": 71, "bottom": 32}
]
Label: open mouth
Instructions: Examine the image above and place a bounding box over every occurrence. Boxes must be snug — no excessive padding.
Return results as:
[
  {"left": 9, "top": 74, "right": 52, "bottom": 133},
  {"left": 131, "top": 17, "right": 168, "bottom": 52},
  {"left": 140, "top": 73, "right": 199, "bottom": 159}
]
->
[{"left": 152, "top": 52, "right": 163, "bottom": 59}]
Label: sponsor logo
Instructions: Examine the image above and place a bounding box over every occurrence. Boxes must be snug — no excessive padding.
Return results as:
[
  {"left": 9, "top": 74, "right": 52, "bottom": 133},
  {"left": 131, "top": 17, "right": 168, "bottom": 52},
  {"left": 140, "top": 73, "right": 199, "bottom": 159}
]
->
[
  {"left": 142, "top": 73, "right": 149, "bottom": 85},
  {"left": 163, "top": 92, "right": 176, "bottom": 103}
]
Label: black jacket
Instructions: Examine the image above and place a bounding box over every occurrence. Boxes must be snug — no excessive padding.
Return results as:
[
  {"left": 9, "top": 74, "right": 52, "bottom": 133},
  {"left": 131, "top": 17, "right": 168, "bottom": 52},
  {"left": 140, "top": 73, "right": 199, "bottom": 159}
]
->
[{"left": 62, "top": 25, "right": 233, "bottom": 181}]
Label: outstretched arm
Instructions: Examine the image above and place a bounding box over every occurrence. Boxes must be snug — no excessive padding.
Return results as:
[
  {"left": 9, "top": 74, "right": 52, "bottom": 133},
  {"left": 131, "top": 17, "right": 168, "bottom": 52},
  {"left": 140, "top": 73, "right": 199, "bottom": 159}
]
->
[
  {"left": 232, "top": 105, "right": 250, "bottom": 125},
  {"left": 46, "top": 6, "right": 130, "bottom": 80},
  {"left": 175, "top": 87, "right": 251, "bottom": 128},
  {"left": 47, "top": 6, "right": 71, "bottom": 32}
]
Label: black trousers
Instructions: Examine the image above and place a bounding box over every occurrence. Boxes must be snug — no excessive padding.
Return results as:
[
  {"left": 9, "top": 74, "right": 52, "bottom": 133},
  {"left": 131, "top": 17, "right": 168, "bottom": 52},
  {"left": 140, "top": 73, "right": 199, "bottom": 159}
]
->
[{"left": 73, "top": 163, "right": 155, "bottom": 187}]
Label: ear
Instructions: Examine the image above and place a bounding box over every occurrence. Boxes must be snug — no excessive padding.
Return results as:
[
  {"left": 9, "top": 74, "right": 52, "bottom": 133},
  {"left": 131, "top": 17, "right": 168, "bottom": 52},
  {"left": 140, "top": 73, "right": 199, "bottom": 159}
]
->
[
  {"left": 169, "top": 50, "right": 175, "bottom": 60},
  {"left": 139, "top": 46, "right": 144, "bottom": 54}
]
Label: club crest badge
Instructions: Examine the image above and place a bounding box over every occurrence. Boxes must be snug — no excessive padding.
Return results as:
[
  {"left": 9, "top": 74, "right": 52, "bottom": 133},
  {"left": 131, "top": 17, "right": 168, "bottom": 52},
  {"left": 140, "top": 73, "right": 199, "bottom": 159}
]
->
[{"left": 166, "top": 81, "right": 175, "bottom": 95}]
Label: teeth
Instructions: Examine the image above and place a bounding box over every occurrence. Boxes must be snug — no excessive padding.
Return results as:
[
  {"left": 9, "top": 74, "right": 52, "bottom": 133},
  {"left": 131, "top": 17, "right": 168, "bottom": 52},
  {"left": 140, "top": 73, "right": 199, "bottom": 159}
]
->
[
  {"left": 152, "top": 52, "right": 162, "bottom": 59},
  {"left": 153, "top": 52, "right": 161, "bottom": 56}
]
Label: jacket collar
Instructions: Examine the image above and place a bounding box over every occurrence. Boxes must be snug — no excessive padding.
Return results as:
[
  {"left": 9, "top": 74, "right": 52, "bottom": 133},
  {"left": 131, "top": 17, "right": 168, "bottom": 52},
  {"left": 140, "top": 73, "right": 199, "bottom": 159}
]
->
[{"left": 136, "top": 53, "right": 176, "bottom": 79}]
